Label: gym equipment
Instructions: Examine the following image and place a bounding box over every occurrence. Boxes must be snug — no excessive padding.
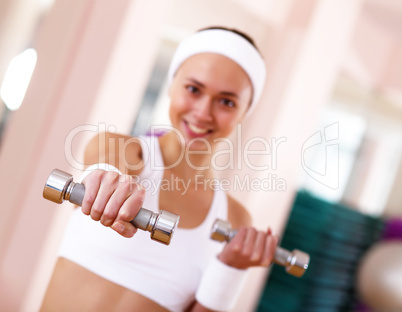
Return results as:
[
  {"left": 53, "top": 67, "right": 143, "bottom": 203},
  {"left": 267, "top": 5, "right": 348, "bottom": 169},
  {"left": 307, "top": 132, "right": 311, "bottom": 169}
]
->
[
  {"left": 357, "top": 241, "right": 402, "bottom": 311},
  {"left": 256, "top": 191, "right": 384, "bottom": 312},
  {"left": 210, "top": 219, "right": 310, "bottom": 277},
  {"left": 43, "top": 168, "right": 180, "bottom": 245}
]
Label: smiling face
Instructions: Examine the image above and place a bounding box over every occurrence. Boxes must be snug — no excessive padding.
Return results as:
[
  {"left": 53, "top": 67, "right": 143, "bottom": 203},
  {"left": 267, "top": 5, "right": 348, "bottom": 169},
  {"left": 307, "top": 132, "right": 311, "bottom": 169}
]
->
[{"left": 168, "top": 53, "right": 253, "bottom": 148}]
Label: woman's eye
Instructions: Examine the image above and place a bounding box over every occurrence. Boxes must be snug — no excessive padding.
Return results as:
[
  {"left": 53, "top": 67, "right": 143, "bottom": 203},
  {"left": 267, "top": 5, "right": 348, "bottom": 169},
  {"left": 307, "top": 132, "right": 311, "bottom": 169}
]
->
[
  {"left": 220, "top": 99, "right": 235, "bottom": 108},
  {"left": 186, "top": 85, "right": 199, "bottom": 94}
]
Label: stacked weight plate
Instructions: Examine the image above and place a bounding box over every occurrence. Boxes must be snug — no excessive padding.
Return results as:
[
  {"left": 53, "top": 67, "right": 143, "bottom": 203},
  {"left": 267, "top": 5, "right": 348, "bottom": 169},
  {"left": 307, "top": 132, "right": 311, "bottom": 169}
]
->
[{"left": 256, "top": 191, "right": 384, "bottom": 312}]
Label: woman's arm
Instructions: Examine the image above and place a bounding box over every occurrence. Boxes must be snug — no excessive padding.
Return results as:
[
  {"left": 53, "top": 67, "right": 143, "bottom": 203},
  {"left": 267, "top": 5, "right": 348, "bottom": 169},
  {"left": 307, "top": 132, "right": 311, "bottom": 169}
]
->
[
  {"left": 188, "top": 302, "right": 216, "bottom": 312},
  {"left": 84, "top": 132, "right": 144, "bottom": 176},
  {"left": 76, "top": 132, "right": 146, "bottom": 237},
  {"left": 188, "top": 196, "right": 278, "bottom": 311},
  {"left": 222, "top": 195, "right": 278, "bottom": 268},
  {"left": 188, "top": 229, "right": 278, "bottom": 312}
]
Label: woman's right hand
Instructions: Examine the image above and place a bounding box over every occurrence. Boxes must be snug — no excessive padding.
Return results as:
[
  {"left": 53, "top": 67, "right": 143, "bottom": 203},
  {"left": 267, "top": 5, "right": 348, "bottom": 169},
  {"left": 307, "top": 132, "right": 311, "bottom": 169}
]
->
[
  {"left": 217, "top": 226, "right": 278, "bottom": 270},
  {"left": 80, "top": 169, "right": 145, "bottom": 238}
]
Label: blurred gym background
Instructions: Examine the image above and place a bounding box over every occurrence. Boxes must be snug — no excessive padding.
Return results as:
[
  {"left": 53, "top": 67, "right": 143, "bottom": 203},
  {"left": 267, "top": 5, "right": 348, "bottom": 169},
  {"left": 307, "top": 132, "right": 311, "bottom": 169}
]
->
[{"left": 0, "top": 0, "right": 401, "bottom": 311}]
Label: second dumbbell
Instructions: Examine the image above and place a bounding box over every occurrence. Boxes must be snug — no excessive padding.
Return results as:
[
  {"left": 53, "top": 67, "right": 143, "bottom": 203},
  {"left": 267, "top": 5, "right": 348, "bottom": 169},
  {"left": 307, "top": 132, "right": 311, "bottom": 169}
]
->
[{"left": 210, "top": 219, "right": 310, "bottom": 277}]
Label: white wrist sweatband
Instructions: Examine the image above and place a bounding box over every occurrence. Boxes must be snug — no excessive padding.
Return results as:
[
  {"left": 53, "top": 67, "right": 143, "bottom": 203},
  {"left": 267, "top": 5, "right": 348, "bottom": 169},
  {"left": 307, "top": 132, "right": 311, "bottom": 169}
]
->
[
  {"left": 77, "top": 163, "right": 122, "bottom": 183},
  {"left": 195, "top": 256, "right": 248, "bottom": 311}
]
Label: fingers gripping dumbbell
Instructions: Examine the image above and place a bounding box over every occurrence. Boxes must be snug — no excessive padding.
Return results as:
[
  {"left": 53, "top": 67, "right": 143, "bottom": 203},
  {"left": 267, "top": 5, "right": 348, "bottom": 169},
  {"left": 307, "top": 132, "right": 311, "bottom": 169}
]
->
[
  {"left": 210, "top": 219, "right": 310, "bottom": 277},
  {"left": 43, "top": 169, "right": 180, "bottom": 245}
]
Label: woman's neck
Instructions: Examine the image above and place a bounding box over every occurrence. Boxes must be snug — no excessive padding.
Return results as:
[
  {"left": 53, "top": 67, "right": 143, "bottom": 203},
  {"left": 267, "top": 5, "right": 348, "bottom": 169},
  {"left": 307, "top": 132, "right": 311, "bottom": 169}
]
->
[{"left": 159, "top": 132, "right": 215, "bottom": 184}]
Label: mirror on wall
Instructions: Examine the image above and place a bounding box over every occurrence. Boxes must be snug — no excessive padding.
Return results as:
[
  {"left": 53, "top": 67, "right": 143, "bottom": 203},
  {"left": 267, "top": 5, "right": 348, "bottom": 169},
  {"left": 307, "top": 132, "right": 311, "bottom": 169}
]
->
[
  {"left": 298, "top": 73, "right": 402, "bottom": 219},
  {"left": 130, "top": 35, "right": 179, "bottom": 136}
]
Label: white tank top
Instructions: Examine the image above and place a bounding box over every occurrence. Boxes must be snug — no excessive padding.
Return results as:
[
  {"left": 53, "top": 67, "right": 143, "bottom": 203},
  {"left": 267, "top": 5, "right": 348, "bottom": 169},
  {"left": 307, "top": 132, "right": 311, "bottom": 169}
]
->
[{"left": 58, "top": 136, "right": 228, "bottom": 311}]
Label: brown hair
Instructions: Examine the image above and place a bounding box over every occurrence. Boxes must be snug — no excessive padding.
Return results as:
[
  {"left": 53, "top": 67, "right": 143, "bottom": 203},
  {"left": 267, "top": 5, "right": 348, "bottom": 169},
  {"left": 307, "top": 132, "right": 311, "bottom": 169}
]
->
[{"left": 197, "top": 26, "right": 261, "bottom": 55}]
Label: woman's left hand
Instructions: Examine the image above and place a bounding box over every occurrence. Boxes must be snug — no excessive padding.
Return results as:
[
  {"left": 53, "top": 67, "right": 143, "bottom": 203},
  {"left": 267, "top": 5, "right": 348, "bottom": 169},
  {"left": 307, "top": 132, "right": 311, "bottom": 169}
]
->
[{"left": 217, "top": 227, "right": 279, "bottom": 269}]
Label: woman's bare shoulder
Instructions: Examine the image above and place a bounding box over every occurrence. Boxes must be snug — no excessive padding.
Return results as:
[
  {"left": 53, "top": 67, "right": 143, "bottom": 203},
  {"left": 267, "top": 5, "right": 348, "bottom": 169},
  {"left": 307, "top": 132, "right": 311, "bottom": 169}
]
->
[
  {"left": 227, "top": 194, "right": 252, "bottom": 228},
  {"left": 84, "top": 132, "right": 144, "bottom": 176}
]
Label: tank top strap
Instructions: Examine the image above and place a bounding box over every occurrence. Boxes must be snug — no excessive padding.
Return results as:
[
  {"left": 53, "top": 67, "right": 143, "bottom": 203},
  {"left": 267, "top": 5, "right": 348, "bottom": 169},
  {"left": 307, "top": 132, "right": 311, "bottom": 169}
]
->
[
  {"left": 137, "top": 135, "right": 229, "bottom": 226},
  {"left": 136, "top": 135, "right": 164, "bottom": 213},
  {"left": 137, "top": 135, "right": 164, "bottom": 181},
  {"left": 195, "top": 187, "right": 229, "bottom": 232},
  {"left": 214, "top": 188, "right": 229, "bottom": 221}
]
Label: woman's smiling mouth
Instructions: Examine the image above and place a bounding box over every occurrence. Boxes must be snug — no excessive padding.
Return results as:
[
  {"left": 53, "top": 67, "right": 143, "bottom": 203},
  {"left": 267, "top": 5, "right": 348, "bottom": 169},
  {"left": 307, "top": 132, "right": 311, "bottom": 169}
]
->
[{"left": 184, "top": 120, "right": 213, "bottom": 136}]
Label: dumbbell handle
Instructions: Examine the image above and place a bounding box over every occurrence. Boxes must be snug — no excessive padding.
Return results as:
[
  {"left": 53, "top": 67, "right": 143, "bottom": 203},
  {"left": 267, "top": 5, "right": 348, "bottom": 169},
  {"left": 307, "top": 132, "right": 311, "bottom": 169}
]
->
[
  {"left": 43, "top": 169, "right": 179, "bottom": 245},
  {"left": 58, "top": 182, "right": 158, "bottom": 232},
  {"left": 211, "top": 219, "right": 310, "bottom": 277}
]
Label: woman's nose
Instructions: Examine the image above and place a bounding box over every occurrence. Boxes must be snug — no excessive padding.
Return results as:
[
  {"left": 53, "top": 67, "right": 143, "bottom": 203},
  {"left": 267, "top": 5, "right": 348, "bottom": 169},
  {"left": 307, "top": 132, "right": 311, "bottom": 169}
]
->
[{"left": 193, "top": 97, "right": 213, "bottom": 121}]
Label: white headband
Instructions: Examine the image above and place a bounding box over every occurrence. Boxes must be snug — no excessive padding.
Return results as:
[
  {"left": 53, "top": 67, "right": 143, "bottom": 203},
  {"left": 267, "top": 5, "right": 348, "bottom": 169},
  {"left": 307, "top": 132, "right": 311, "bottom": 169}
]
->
[{"left": 167, "top": 29, "right": 266, "bottom": 116}]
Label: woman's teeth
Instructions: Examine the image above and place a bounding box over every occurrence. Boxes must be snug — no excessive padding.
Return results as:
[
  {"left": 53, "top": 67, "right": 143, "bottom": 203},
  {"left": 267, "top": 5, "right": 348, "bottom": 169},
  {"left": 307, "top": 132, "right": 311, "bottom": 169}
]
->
[{"left": 188, "top": 123, "right": 209, "bottom": 134}]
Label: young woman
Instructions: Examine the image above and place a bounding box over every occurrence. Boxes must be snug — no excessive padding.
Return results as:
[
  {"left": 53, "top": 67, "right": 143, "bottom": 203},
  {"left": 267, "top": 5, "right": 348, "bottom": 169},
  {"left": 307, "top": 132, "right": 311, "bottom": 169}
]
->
[{"left": 41, "top": 27, "right": 278, "bottom": 312}]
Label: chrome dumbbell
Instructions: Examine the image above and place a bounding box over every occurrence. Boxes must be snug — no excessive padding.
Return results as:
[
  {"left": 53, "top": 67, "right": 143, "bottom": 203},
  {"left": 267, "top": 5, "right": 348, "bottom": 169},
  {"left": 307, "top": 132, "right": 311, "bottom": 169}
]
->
[
  {"left": 211, "top": 219, "right": 310, "bottom": 277},
  {"left": 43, "top": 169, "right": 180, "bottom": 245}
]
